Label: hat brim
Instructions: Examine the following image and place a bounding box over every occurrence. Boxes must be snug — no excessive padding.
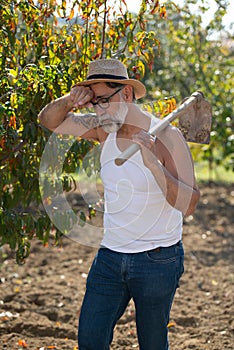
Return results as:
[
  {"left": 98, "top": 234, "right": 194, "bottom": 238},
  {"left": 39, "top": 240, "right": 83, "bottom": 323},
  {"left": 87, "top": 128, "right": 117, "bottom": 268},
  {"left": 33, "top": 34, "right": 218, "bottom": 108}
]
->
[{"left": 75, "top": 78, "right": 146, "bottom": 99}]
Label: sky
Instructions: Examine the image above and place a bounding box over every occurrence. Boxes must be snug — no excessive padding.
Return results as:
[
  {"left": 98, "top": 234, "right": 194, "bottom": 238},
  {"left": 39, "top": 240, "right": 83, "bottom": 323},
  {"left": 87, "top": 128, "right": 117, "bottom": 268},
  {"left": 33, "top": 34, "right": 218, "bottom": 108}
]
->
[{"left": 126, "top": 0, "right": 234, "bottom": 32}]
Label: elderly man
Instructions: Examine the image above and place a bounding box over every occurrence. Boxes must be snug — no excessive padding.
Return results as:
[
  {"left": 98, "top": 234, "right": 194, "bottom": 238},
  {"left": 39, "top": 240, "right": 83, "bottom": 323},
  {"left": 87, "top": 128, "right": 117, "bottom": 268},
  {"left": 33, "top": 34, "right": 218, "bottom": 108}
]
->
[{"left": 39, "top": 58, "right": 200, "bottom": 350}]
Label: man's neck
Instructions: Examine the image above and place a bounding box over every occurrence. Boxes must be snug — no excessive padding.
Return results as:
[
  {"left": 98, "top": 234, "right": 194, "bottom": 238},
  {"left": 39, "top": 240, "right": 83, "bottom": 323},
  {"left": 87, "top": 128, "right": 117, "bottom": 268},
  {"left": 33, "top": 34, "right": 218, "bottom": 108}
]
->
[{"left": 118, "top": 107, "right": 151, "bottom": 138}]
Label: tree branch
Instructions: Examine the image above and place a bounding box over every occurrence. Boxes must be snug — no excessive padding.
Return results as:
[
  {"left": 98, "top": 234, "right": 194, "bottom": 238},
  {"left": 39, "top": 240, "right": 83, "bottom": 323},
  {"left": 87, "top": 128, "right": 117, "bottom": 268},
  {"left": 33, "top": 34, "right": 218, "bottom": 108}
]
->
[
  {"left": 0, "top": 139, "right": 27, "bottom": 163},
  {"left": 101, "top": 0, "right": 107, "bottom": 58}
]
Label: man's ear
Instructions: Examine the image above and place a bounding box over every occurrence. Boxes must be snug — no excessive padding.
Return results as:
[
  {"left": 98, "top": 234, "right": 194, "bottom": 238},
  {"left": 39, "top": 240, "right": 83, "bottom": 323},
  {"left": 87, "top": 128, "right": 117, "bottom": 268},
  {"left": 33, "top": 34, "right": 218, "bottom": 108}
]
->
[{"left": 122, "top": 85, "right": 134, "bottom": 102}]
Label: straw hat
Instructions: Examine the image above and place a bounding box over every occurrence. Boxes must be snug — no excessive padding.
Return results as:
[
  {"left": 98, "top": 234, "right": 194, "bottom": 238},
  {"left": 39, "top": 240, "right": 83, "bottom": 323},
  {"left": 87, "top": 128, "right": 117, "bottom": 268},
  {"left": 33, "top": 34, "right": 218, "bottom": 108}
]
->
[{"left": 75, "top": 59, "right": 146, "bottom": 99}]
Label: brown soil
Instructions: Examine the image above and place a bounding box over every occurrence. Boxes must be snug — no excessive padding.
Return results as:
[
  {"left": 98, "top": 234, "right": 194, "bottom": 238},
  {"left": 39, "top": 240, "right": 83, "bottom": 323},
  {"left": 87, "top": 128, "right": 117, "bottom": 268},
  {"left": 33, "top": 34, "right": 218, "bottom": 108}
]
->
[{"left": 0, "top": 183, "right": 233, "bottom": 350}]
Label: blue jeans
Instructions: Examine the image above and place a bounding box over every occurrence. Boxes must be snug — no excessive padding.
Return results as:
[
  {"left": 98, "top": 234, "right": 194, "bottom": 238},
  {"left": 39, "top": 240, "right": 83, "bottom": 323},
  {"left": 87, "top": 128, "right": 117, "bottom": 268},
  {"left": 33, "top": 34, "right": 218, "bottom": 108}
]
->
[{"left": 78, "top": 241, "right": 184, "bottom": 350}]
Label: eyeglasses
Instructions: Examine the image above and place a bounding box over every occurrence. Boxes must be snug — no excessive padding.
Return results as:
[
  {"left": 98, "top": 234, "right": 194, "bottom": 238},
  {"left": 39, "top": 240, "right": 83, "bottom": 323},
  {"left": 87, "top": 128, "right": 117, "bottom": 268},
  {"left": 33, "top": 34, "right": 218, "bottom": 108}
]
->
[{"left": 91, "top": 88, "right": 123, "bottom": 109}]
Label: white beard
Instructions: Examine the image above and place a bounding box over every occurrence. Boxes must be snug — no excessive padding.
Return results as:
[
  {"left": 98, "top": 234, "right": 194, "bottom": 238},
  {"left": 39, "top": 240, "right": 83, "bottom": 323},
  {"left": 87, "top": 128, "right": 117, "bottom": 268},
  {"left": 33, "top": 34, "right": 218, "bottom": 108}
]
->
[{"left": 99, "top": 97, "right": 128, "bottom": 133}]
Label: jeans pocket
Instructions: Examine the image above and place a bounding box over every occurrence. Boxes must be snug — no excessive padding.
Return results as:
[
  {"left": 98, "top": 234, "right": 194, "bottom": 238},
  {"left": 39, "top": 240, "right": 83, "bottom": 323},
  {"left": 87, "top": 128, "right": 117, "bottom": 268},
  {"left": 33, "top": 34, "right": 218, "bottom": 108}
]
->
[
  {"left": 146, "top": 249, "right": 177, "bottom": 264},
  {"left": 175, "top": 253, "right": 184, "bottom": 289}
]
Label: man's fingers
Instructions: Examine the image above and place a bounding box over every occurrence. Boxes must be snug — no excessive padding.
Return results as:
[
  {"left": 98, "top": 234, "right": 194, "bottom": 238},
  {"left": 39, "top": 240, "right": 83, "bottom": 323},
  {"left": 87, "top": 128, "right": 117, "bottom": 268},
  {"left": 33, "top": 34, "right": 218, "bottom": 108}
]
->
[
  {"left": 70, "top": 86, "right": 94, "bottom": 107},
  {"left": 132, "top": 130, "right": 156, "bottom": 150}
]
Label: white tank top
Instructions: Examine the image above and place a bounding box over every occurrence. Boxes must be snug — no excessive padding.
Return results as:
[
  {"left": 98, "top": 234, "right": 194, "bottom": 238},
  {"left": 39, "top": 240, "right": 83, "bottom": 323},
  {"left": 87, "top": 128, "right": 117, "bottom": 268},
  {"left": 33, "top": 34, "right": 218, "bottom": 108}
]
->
[{"left": 100, "top": 117, "right": 183, "bottom": 253}]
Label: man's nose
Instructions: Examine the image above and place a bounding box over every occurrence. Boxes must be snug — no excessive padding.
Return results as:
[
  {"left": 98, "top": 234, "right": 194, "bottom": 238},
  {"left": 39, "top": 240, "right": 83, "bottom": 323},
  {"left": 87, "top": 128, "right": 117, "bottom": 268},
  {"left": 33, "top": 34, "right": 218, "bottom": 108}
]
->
[{"left": 94, "top": 105, "right": 106, "bottom": 117}]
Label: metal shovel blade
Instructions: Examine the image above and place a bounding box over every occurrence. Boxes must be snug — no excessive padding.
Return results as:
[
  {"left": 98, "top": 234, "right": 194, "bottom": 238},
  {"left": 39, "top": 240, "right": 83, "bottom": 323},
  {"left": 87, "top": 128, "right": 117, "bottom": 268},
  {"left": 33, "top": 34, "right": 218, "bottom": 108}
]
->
[{"left": 177, "top": 94, "right": 212, "bottom": 144}]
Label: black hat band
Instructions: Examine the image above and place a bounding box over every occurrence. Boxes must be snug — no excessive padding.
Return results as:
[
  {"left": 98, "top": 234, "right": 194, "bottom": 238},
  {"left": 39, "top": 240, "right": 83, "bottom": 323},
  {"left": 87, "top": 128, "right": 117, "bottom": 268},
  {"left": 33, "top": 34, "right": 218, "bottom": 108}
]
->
[{"left": 87, "top": 74, "right": 128, "bottom": 80}]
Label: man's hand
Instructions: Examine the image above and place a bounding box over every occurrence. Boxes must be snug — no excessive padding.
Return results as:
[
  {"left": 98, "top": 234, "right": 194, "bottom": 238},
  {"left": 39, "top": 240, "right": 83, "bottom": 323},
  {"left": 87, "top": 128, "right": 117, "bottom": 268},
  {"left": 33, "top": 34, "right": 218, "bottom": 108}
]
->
[
  {"left": 70, "top": 85, "right": 94, "bottom": 108},
  {"left": 132, "top": 130, "right": 157, "bottom": 168}
]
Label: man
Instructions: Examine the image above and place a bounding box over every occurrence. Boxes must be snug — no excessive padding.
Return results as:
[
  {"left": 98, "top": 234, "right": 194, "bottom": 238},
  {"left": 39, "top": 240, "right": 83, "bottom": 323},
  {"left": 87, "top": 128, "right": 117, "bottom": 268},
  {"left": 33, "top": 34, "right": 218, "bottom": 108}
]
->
[{"left": 39, "top": 58, "right": 200, "bottom": 350}]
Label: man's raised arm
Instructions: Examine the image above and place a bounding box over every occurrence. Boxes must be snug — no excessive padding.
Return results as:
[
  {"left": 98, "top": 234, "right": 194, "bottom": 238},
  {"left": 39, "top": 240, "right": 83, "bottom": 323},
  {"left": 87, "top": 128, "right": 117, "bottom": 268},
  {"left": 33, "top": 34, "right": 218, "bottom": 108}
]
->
[
  {"left": 38, "top": 93, "right": 74, "bottom": 131},
  {"left": 38, "top": 86, "right": 99, "bottom": 138}
]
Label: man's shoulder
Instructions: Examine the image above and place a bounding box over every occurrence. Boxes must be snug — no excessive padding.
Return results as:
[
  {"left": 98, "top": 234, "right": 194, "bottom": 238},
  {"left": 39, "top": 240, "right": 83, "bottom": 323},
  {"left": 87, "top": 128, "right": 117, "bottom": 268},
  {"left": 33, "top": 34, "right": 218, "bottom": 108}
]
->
[{"left": 96, "top": 127, "right": 109, "bottom": 143}]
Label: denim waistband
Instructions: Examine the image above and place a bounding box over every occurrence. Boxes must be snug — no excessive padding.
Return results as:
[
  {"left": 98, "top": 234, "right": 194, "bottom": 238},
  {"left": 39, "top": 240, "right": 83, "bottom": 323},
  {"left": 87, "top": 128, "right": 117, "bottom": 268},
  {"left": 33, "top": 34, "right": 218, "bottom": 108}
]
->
[
  {"left": 148, "top": 240, "right": 181, "bottom": 253},
  {"left": 100, "top": 241, "right": 182, "bottom": 254}
]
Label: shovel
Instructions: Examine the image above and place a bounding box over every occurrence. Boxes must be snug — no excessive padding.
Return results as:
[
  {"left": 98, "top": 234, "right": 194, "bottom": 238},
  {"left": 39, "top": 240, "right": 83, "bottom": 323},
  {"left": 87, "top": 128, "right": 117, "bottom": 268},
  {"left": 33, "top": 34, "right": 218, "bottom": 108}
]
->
[{"left": 115, "top": 91, "right": 212, "bottom": 166}]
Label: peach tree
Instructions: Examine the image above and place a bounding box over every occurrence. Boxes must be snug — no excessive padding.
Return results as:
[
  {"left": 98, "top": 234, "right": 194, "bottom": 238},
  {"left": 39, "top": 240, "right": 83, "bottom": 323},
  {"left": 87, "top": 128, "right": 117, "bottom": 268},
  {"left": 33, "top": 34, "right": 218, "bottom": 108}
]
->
[{"left": 1, "top": 0, "right": 175, "bottom": 263}]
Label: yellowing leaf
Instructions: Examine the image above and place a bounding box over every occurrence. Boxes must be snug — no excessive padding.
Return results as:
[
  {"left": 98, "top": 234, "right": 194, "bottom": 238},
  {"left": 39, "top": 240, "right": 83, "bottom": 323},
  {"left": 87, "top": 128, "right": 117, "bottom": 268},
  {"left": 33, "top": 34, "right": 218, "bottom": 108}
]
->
[
  {"left": 67, "top": 8, "right": 75, "bottom": 21},
  {"left": 109, "top": 28, "right": 115, "bottom": 37},
  {"left": 167, "top": 321, "right": 176, "bottom": 328},
  {"left": 159, "top": 5, "right": 167, "bottom": 19},
  {"left": 18, "top": 339, "right": 28, "bottom": 348},
  {"left": 8, "top": 115, "right": 17, "bottom": 129},
  {"left": 151, "top": 0, "right": 159, "bottom": 14}
]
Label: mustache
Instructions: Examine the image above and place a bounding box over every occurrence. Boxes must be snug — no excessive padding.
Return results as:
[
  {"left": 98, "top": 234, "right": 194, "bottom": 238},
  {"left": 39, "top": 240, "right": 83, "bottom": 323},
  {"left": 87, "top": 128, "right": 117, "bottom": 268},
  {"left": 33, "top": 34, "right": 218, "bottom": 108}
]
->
[{"left": 98, "top": 115, "right": 118, "bottom": 124}]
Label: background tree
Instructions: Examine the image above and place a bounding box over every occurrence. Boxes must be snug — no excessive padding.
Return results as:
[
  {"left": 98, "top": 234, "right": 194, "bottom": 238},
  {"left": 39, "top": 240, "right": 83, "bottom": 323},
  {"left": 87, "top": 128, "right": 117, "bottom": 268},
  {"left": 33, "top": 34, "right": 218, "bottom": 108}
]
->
[
  {"left": 142, "top": 0, "right": 233, "bottom": 174},
  {"left": 0, "top": 0, "right": 175, "bottom": 263}
]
